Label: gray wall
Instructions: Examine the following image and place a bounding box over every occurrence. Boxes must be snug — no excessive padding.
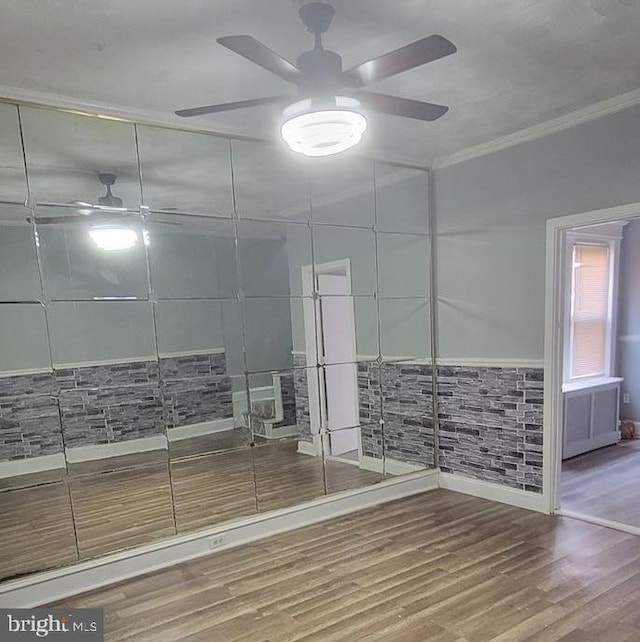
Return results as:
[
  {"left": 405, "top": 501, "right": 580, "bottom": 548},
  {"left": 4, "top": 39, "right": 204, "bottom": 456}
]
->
[
  {"left": 618, "top": 217, "right": 640, "bottom": 422},
  {"left": 434, "top": 104, "right": 640, "bottom": 360}
]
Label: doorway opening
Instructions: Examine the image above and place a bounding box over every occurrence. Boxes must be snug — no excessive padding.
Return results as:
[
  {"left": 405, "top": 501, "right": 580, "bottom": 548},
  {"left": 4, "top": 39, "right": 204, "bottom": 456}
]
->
[
  {"left": 546, "top": 203, "right": 640, "bottom": 533},
  {"left": 302, "top": 259, "right": 361, "bottom": 466}
]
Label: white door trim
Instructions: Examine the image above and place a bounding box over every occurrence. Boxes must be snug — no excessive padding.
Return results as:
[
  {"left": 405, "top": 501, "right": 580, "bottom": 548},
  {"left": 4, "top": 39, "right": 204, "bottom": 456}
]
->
[
  {"left": 301, "top": 259, "right": 362, "bottom": 460},
  {"left": 544, "top": 201, "right": 640, "bottom": 514}
]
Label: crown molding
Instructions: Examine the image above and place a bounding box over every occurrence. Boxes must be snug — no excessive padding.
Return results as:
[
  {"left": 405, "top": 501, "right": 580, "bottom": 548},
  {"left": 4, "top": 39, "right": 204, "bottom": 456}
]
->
[
  {"left": 433, "top": 87, "right": 640, "bottom": 170},
  {"left": 0, "top": 84, "right": 268, "bottom": 141},
  {"left": 5, "top": 83, "right": 639, "bottom": 173},
  {"left": 0, "top": 84, "right": 430, "bottom": 171}
]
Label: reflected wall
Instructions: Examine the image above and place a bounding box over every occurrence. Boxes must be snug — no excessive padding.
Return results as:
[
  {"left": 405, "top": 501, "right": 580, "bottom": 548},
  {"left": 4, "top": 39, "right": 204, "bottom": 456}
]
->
[{"left": 0, "top": 101, "right": 433, "bottom": 582}]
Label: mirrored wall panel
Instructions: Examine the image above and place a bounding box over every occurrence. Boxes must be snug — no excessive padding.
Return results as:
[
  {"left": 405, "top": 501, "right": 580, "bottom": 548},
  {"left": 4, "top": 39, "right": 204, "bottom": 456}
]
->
[
  {"left": 20, "top": 106, "right": 141, "bottom": 208},
  {"left": 137, "top": 125, "right": 233, "bottom": 216},
  {"left": 310, "top": 156, "right": 375, "bottom": 228},
  {"left": 0, "top": 103, "right": 28, "bottom": 203},
  {"left": 0, "top": 300, "right": 76, "bottom": 578},
  {"left": 0, "top": 205, "right": 41, "bottom": 302},
  {"left": 36, "top": 206, "right": 149, "bottom": 301},
  {"left": 231, "top": 139, "right": 310, "bottom": 222},
  {"left": 0, "top": 102, "right": 434, "bottom": 582}
]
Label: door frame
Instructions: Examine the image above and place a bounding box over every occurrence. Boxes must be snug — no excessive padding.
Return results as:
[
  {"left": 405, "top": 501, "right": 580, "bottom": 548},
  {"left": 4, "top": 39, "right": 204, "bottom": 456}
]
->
[
  {"left": 544, "top": 201, "right": 640, "bottom": 514},
  {"left": 301, "top": 259, "right": 362, "bottom": 461}
]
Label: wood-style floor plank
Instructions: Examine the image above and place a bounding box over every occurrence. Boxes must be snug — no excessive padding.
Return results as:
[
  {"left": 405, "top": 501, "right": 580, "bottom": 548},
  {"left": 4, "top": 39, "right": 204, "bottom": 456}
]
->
[
  {"left": 0, "top": 481, "right": 78, "bottom": 579},
  {"left": 562, "top": 439, "right": 640, "bottom": 526},
  {"left": 55, "top": 489, "right": 640, "bottom": 641},
  {"left": 68, "top": 463, "right": 176, "bottom": 560},
  {"left": 0, "top": 443, "right": 387, "bottom": 579}
]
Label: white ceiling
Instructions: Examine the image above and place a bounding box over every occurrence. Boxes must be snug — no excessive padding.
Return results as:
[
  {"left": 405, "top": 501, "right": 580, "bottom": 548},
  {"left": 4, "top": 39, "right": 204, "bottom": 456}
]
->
[{"left": 2, "top": 0, "right": 640, "bottom": 165}]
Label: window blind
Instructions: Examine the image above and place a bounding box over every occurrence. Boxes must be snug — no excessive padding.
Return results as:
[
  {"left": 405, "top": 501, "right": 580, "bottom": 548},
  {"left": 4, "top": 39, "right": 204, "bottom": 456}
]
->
[{"left": 571, "top": 243, "right": 610, "bottom": 378}]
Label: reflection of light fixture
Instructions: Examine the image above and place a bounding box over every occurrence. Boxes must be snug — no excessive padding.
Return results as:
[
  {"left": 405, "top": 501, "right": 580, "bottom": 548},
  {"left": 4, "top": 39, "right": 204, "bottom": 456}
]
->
[
  {"left": 89, "top": 226, "right": 138, "bottom": 251},
  {"left": 280, "top": 96, "right": 367, "bottom": 157}
]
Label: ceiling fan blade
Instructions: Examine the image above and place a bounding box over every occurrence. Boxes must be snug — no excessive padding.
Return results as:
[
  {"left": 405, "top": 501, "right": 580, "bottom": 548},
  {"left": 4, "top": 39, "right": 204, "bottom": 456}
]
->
[
  {"left": 217, "top": 35, "right": 302, "bottom": 84},
  {"left": 175, "top": 96, "right": 289, "bottom": 118},
  {"left": 357, "top": 91, "right": 449, "bottom": 121},
  {"left": 344, "top": 35, "right": 457, "bottom": 87}
]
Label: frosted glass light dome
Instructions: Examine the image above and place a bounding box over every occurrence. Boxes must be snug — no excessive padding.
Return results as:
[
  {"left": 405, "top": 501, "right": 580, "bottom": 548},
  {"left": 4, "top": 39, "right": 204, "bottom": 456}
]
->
[{"left": 280, "top": 97, "right": 367, "bottom": 157}]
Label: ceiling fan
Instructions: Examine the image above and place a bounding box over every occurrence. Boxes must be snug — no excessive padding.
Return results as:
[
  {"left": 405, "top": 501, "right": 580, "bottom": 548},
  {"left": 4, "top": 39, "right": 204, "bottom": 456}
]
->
[{"left": 175, "top": 1, "right": 456, "bottom": 157}]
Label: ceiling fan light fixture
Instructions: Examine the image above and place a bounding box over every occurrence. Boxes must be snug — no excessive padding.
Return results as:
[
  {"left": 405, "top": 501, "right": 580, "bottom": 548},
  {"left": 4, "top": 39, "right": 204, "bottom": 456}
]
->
[
  {"left": 89, "top": 226, "right": 139, "bottom": 251},
  {"left": 280, "top": 96, "right": 367, "bottom": 157}
]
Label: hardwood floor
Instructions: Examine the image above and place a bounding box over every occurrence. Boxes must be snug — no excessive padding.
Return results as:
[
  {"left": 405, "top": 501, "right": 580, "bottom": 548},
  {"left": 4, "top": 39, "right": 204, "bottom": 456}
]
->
[
  {"left": 561, "top": 439, "right": 640, "bottom": 527},
  {"left": 68, "top": 462, "right": 177, "bottom": 560},
  {"left": 171, "top": 448, "right": 257, "bottom": 533},
  {"left": 0, "top": 440, "right": 387, "bottom": 579},
  {"left": 55, "top": 489, "right": 640, "bottom": 641},
  {"left": 0, "top": 481, "right": 78, "bottom": 579},
  {"left": 169, "top": 428, "right": 252, "bottom": 459}
]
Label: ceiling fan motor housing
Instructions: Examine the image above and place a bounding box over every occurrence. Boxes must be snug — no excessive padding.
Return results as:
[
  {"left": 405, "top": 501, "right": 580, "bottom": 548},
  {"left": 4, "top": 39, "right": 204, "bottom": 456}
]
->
[
  {"left": 299, "top": 2, "right": 335, "bottom": 35},
  {"left": 296, "top": 49, "right": 342, "bottom": 92},
  {"left": 97, "top": 173, "right": 123, "bottom": 208}
]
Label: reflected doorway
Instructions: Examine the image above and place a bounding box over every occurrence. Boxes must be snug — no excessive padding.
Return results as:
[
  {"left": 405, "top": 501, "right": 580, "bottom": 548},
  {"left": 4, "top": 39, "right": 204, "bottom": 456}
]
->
[{"left": 302, "top": 259, "right": 361, "bottom": 464}]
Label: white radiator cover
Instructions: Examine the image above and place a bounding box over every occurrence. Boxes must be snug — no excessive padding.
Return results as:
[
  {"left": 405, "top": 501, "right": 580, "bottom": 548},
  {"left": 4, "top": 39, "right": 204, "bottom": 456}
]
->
[{"left": 562, "top": 377, "right": 623, "bottom": 459}]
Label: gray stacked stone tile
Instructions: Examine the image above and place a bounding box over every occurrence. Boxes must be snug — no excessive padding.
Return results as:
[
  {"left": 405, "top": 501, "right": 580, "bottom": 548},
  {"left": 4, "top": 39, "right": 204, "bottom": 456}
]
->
[
  {"left": 0, "top": 372, "right": 54, "bottom": 398},
  {"left": 159, "top": 353, "right": 227, "bottom": 380},
  {"left": 357, "top": 362, "right": 383, "bottom": 458},
  {"left": 56, "top": 362, "right": 165, "bottom": 448},
  {"left": 55, "top": 361, "right": 158, "bottom": 390},
  {"left": 275, "top": 372, "right": 297, "bottom": 428},
  {"left": 357, "top": 362, "right": 435, "bottom": 467},
  {"left": 160, "top": 352, "right": 233, "bottom": 430},
  {"left": 437, "top": 366, "right": 544, "bottom": 493},
  {"left": 0, "top": 388, "right": 63, "bottom": 461},
  {"left": 293, "top": 354, "right": 311, "bottom": 442},
  {"left": 381, "top": 363, "right": 435, "bottom": 467}
]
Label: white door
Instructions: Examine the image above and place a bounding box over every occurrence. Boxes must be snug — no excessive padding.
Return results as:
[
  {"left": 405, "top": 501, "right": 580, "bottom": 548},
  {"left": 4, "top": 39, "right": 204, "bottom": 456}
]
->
[{"left": 317, "top": 273, "right": 359, "bottom": 455}]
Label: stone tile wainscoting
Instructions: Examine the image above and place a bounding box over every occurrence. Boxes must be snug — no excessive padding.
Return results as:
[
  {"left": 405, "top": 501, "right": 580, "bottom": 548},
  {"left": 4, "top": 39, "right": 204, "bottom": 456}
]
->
[
  {"left": 1, "top": 352, "right": 236, "bottom": 460},
  {"left": 160, "top": 353, "right": 233, "bottom": 430},
  {"left": 358, "top": 362, "right": 383, "bottom": 459},
  {"left": 0, "top": 372, "right": 63, "bottom": 461},
  {"left": 275, "top": 373, "right": 296, "bottom": 429},
  {"left": 437, "top": 365, "right": 544, "bottom": 493},
  {"left": 381, "top": 363, "right": 435, "bottom": 467},
  {"left": 56, "top": 361, "right": 164, "bottom": 448},
  {"left": 293, "top": 354, "right": 312, "bottom": 443},
  {"left": 358, "top": 361, "right": 435, "bottom": 468}
]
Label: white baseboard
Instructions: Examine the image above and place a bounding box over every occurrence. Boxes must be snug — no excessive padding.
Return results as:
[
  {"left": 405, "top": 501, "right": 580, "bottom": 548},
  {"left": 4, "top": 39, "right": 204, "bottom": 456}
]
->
[
  {"left": 64, "top": 436, "right": 167, "bottom": 464},
  {"left": 359, "top": 455, "right": 426, "bottom": 476},
  {"left": 0, "top": 454, "right": 66, "bottom": 479},
  {"left": 167, "top": 418, "right": 235, "bottom": 442},
  {"left": 438, "top": 472, "right": 549, "bottom": 513},
  {"left": 0, "top": 470, "right": 439, "bottom": 608},
  {"left": 262, "top": 424, "right": 299, "bottom": 440},
  {"left": 298, "top": 435, "right": 322, "bottom": 457},
  {"left": 558, "top": 509, "right": 640, "bottom": 537}
]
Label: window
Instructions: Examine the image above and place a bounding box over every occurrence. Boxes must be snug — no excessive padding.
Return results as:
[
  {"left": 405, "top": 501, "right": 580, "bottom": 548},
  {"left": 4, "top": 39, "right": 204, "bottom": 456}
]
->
[
  {"left": 564, "top": 222, "right": 625, "bottom": 384},
  {"left": 569, "top": 243, "right": 610, "bottom": 379}
]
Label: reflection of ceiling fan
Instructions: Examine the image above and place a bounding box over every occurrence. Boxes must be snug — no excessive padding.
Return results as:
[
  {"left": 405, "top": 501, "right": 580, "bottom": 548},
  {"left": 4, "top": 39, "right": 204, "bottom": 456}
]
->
[
  {"left": 33, "top": 173, "right": 129, "bottom": 225},
  {"left": 32, "top": 174, "right": 143, "bottom": 250},
  {"left": 175, "top": 2, "right": 456, "bottom": 157},
  {"left": 94, "top": 172, "right": 123, "bottom": 208}
]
